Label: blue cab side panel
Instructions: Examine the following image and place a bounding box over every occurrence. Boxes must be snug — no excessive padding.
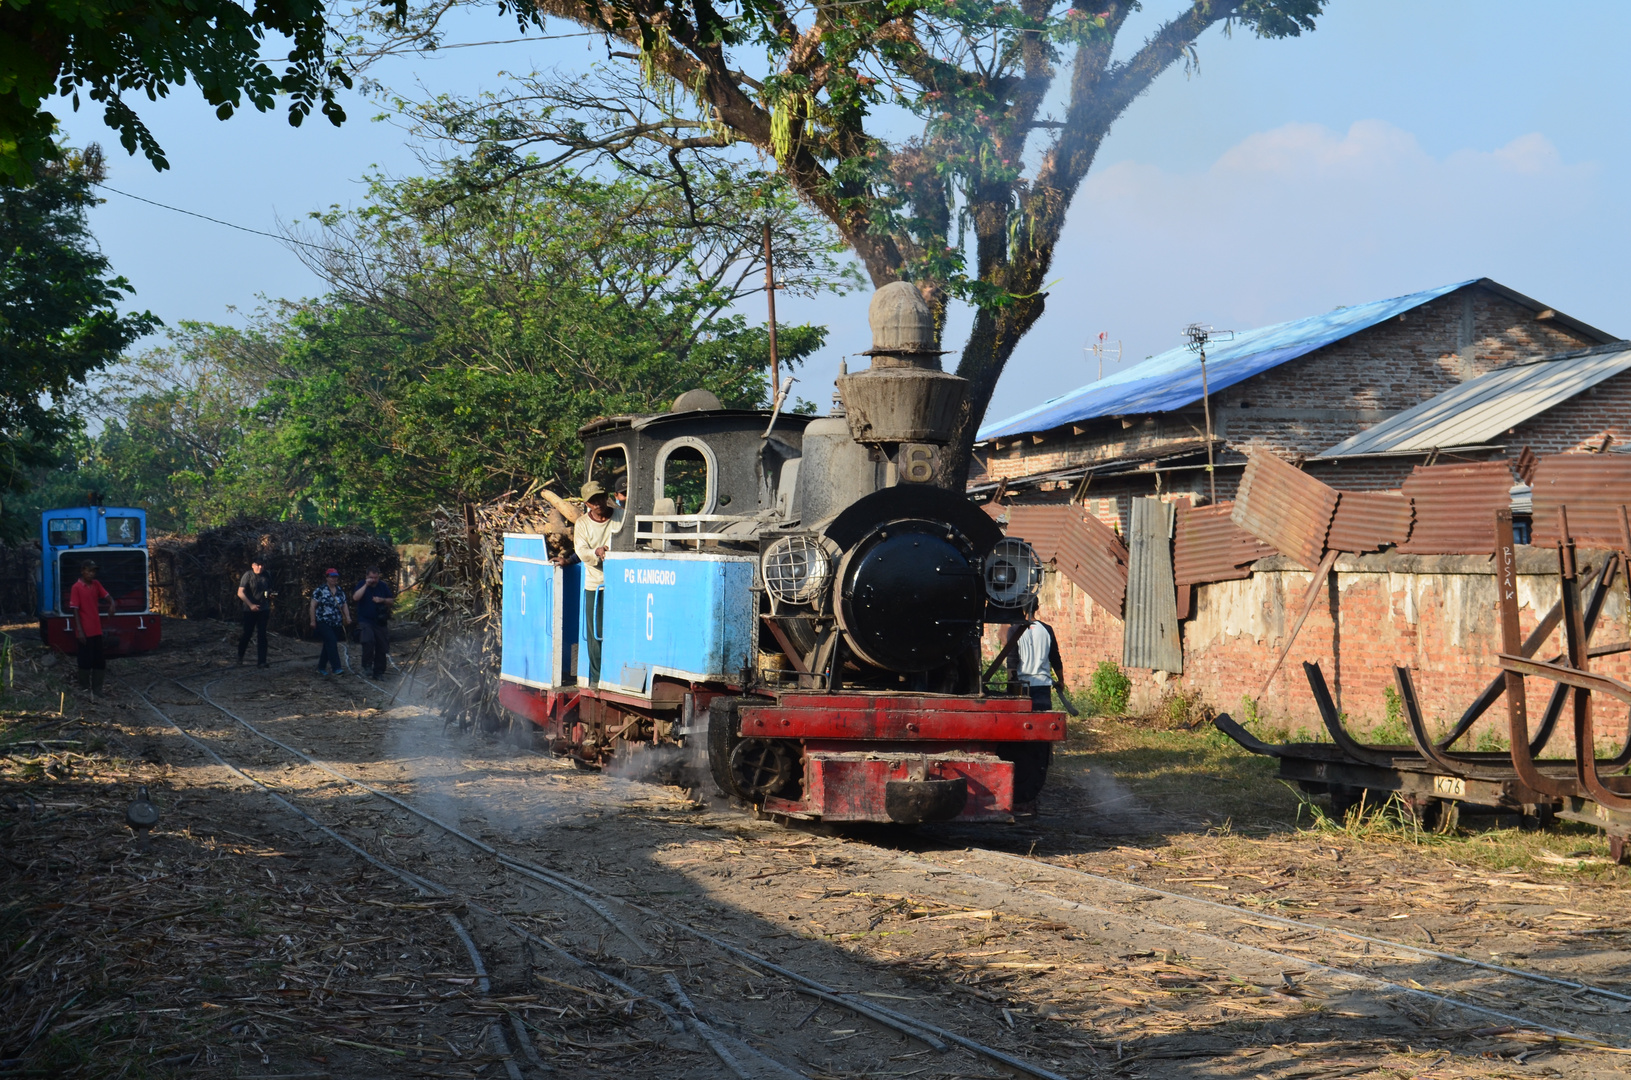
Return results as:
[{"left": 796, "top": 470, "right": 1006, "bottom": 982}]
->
[
  {"left": 587, "top": 552, "right": 755, "bottom": 692},
  {"left": 39, "top": 506, "right": 146, "bottom": 614},
  {"left": 500, "top": 535, "right": 581, "bottom": 689}
]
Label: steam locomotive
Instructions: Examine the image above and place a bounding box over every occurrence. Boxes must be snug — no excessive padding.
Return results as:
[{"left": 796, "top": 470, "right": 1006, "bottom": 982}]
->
[{"left": 498, "top": 283, "right": 1063, "bottom": 823}]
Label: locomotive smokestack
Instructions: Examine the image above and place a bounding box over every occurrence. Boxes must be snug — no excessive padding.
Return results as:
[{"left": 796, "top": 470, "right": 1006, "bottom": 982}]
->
[{"left": 837, "top": 283, "right": 968, "bottom": 462}]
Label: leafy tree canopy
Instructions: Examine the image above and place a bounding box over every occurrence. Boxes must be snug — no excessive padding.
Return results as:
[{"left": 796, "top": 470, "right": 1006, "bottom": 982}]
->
[
  {"left": 0, "top": 0, "right": 370, "bottom": 181},
  {"left": 390, "top": 0, "right": 1325, "bottom": 477},
  {"left": 44, "top": 157, "right": 854, "bottom": 538},
  {"left": 0, "top": 144, "right": 157, "bottom": 536}
]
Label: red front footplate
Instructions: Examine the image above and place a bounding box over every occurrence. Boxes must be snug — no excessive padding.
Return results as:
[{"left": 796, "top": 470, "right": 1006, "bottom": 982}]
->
[
  {"left": 742, "top": 693, "right": 1065, "bottom": 823},
  {"left": 41, "top": 612, "right": 163, "bottom": 657}
]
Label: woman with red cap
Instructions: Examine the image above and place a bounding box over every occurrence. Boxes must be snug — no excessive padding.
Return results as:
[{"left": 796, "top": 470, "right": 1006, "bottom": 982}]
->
[{"left": 308, "top": 569, "right": 352, "bottom": 677}]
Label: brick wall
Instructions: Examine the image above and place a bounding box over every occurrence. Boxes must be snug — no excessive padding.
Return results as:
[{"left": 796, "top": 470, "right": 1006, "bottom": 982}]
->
[{"left": 1017, "top": 551, "right": 1631, "bottom": 746}]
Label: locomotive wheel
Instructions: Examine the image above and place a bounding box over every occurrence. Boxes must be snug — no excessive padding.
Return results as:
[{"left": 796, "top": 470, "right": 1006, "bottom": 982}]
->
[
  {"left": 707, "top": 697, "right": 746, "bottom": 798},
  {"left": 998, "top": 743, "right": 1052, "bottom": 804},
  {"left": 728, "top": 739, "right": 795, "bottom": 799}
]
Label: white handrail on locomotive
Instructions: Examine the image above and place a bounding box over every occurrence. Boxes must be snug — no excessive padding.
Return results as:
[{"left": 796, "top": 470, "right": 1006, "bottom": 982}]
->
[{"left": 633, "top": 513, "right": 762, "bottom": 550}]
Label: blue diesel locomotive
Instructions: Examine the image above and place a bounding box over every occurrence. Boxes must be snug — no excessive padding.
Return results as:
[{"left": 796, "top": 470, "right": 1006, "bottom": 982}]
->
[{"left": 39, "top": 503, "right": 161, "bottom": 656}]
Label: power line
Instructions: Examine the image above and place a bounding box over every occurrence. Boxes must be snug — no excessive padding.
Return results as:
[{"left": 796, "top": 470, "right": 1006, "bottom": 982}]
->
[
  {"left": 426, "top": 31, "right": 604, "bottom": 49},
  {"left": 96, "top": 184, "right": 350, "bottom": 257}
]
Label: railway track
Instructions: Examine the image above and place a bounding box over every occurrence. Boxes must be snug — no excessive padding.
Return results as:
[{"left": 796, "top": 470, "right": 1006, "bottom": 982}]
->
[
  {"left": 120, "top": 647, "right": 1631, "bottom": 1078},
  {"left": 128, "top": 665, "right": 1079, "bottom": 1080}
]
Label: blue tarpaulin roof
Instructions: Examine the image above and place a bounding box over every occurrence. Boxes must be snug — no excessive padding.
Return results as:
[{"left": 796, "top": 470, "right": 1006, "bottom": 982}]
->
[{"left": 977, "top": 280, "right": 1477, "bottom": 442}]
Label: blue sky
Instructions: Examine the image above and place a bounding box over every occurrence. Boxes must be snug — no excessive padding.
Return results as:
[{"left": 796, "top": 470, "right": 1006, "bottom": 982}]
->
[{"left": 57, "top": 2, "right": 1631, "bottom": 426}]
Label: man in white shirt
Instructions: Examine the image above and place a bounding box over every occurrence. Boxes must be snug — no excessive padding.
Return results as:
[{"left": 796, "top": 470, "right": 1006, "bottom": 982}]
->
[
  {"left": 573, "top": 480, "right": 618, "bottom": 686},
  {"left": 1011, "top": 599, "right": 1066, "bottom": 712}
]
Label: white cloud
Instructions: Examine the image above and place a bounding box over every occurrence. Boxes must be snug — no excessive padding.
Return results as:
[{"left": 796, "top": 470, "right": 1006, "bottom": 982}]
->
[{"left": 982, "top": 120, "right": 1613, "bottom": 423}]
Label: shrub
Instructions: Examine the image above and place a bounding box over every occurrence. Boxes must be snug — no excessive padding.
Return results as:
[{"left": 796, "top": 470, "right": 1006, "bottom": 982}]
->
[
  {"left": 1157, "top": 685, "right": 1214, "bottom": 729},
  {"left": 1087, "top": 661, "right": 1132, "bottom": 716}
]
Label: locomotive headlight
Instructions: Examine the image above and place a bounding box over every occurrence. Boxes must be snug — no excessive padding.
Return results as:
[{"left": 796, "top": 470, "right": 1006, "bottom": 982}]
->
[
  {"left": 762, "top": 534, "right": 831, "bottom": 605},
  {"left": 983, "top": 538, "right": 1042, "bottom": 608}
]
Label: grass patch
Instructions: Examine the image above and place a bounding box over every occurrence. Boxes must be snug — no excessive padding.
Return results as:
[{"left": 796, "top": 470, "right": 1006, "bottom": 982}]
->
[
  {"left": 1055, "top": 713, "right": 1298, "bottom": 828},
  {"left": 1293, "top": 784, "right": 1630, "bottom": 876}
]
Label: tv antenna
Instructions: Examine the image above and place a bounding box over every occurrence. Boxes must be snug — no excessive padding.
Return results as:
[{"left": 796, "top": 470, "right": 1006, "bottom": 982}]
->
[
  {"left": 1183, "top": 324, "right": 1234, "bottom": 505},
  {"left": 1085, "top": 331, "right": 1121, "bottom": 381}
]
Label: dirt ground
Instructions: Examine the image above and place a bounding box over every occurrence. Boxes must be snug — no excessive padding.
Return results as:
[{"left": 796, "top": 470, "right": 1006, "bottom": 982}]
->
[{"left": 5, "top": 617, "right": 1631, "bottom": 1080}]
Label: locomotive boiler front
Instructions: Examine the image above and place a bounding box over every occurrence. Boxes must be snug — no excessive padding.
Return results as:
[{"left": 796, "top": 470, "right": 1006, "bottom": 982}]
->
[{"left": 835, "top": 518, "right": 982, "bottom": 673}]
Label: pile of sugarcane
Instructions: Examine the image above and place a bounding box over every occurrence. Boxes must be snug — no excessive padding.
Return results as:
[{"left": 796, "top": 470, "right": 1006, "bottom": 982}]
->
[
  {"left": 409, "top": 486, "right": 579, "bottom": 733},
  {"left": 149, "top": 517, "right": 398, "bottom": 638},
  {"left": 0, "top": 540, "right": 41, "bottom": 615}
]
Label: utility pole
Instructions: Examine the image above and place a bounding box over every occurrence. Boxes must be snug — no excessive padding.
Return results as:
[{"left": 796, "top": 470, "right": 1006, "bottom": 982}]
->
[
  {"left": 1183, "top": 324, "right": 1233, "bottom": 506},
  {"left": 763, "top": 222, "right": 780, "bottom": 403}
]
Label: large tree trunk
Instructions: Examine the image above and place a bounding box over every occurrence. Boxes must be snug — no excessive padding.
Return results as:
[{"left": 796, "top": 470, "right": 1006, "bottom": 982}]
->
[{"left": 944, "top": 294, "right": 1047, "bottom": 486}]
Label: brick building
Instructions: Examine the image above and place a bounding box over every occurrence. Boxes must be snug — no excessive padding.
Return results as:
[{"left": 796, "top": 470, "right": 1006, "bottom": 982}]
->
[
  {"left": 976, "top": 279, "right": 1631, "bottom": 740},
  {"left": 973, "top": 278, "right": 1613, "bottom": 531}
]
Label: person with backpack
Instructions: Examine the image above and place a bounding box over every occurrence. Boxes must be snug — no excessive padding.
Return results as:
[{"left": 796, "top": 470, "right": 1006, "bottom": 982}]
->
[{"left": 308, "top": 569, "right": 352, "bottom": 677}]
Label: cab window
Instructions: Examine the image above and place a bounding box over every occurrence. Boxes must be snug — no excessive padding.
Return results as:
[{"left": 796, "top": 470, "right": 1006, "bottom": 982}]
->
[
  {"left": 106, "top": 516, "right": 142, "bottom": 544},
  {"left": 48, "top": 519, "right": 87, "bottom": 546},
  {"left": 588, "top": 445, "right": 628, "bottom": 498},
  {"left": 660, "top": 444, "right": 712, "bottom": 515}
]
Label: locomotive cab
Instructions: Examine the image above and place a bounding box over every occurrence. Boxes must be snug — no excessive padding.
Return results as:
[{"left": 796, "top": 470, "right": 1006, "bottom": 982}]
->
[{"left": 38, "top": 505, "right": 162, "bottom": 656}]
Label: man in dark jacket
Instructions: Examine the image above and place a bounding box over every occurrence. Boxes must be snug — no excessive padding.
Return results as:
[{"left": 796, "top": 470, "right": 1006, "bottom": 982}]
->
[
  {"left": 351, "top": 566, "right": 396, "bottom": 678},
  {"left": 237, "top": 558, "right": 271, "bottom": 668}
]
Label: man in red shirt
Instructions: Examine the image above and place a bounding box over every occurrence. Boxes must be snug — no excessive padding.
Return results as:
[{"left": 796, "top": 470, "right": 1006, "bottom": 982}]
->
[{"left": 69, "top": 561, "right": 115, "bottom": 695}]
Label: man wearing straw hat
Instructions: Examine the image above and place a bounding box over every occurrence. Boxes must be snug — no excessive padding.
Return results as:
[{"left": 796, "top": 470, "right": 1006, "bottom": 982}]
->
[{"left": 573, "top": 480, "right": 618, "bottom": 687}]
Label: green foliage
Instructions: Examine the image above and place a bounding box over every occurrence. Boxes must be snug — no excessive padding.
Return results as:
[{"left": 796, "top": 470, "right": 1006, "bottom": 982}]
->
[
  {"left": 1239, "top": 694, "right": 1264, "bottom": 731},
  {"left": 1365, "top": 685, "right": 1410, "bottom": 746},
  {"left": 395, "top": 0, "right": 1327, "bottom": 472},
  {"left": 46, "top": 158, "right": 851, "bottom": 538},
  {"left": 1086, "top": 660, "right": 1131, "bottom": 717},
  {"left": 0, "top": 145, "right": 158, "bottom": 537},
  {"left": 1156, "top": 685, "right": 1211, "bottom": 729},
  {"left": 0, "top": 0, "right": 351, "bottom": 180}
]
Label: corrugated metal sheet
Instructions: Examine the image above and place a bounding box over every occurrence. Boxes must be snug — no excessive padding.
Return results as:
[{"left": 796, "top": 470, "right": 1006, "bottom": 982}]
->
[
  {"left": 1004, "top": 503, "right": 1127, "bottom": 616},
  {"left": 1326, "top": 491, "right": 1414, "bottom": 553},
  {"left": 1231, "top": 452, "right": 1340, "bottom": 569},
  {"left": 1317, "top": 343, "right": 1631, "bottom": 459},
  {"left": 1397, "top": 461, "right": 1516, "bottom": 554},
  {"left": 1173, "top": 502, "right": 1275, "bottom": 586},
  {"left": 1530, "top": 454, "right": 1631, "bottom": 546},
  {"left": 1123, "top": 498, "right": 1182, "bottom": 673},
  {"left": 978, "top": 280, "right": 1473, "bottom": 441}
]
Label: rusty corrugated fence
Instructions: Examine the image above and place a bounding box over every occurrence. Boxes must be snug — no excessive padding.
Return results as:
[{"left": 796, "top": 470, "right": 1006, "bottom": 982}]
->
[
  {"left": 1123, "top": 497, "right": 1182, "bottom": 673},
  {"left": 1004, "top": 503, "right": 1128, "bottom": 616},
  {"left": 1530, "top": 453, "right": 1631, "bottom": 547},
  {"left": 1398, "top": 461, "right": 1515, "bottom": 554},
  {"left": 1326, "top": 490, "right": 1414, "bottom": 553},
  {"left": 1173, "top": 502, "right": 1275, "bottom": 586},
  {"left": 1231, "top": 452, "right": 1339, "bottom": 569}
]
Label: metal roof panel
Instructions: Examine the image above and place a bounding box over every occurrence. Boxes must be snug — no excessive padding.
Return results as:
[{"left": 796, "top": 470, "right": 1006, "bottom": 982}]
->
[
  {"left": 978, "top": 281, "right": 1475, "bottom": 441},
  {"left": 1317, "top": 345, "right": 1631, "bottom": 459}
]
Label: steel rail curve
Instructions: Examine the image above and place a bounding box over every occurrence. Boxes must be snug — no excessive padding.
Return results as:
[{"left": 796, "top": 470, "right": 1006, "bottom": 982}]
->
[
  {"left": 124, "top": 680, "right": 527, "bottom": 1080},
  {"left": 157, "top": 671, "right": 1631, "bottom": 1063},
  {"left": 148, "top": 673, "right": 1071, "bottom": 1080}
]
